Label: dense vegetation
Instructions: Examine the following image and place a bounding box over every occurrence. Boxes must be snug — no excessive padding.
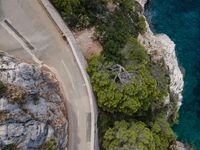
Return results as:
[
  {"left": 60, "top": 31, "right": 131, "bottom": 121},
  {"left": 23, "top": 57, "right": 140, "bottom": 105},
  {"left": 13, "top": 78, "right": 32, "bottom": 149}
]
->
[
  {"left": 40, "top": 139, "right": 57, "bottom": 150},
  {"left": 51, "top": 0, "right": 178, "bottom": 149},
  {"left": 102, "top": 119, "right": 175, "bottom": 150}
]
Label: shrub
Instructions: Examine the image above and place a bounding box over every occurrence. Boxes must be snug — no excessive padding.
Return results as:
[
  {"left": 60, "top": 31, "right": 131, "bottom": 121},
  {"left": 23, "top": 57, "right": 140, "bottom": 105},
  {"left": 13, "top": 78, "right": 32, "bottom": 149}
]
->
[
  {"left": 40, "top": 139, "right": 57, "bottom": 150},
  {"left": 151, "top": 117, "right": 176, "bottom": 149},
  {"left": 50, "top": 0, "right": 81, "bottom": 27},
  {"left": 102, "top": 120, "right": 155, "bottom": 150},
  {"left": 50, "top": 0, "right": 107, "bottom": 28},
  {"left": 0, "top": 81, "right": 6, "bottom": 96},
  {"left": 3, "top": 144, "right": 17, "bottom": 150},
  {"left": 87, "top": 55, "right": 165, "bottom": 116},
  {"left": 6, "top": 84, "right": 26, "bottom": 104},
  {"left": 138, "top": 16, "right": 147, "bottom": 34}
]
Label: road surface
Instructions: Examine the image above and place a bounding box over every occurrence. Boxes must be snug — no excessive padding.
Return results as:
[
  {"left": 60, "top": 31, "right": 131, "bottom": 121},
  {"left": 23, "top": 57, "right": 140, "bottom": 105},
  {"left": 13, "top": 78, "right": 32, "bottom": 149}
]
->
[{"left": 0, "top": 0, "right": 95, "bottom": 149}]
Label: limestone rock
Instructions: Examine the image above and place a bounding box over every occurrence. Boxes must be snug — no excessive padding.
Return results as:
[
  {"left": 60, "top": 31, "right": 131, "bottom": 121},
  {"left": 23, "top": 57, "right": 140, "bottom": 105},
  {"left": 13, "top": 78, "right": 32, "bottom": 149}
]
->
[
  {"left": 0, "top": 53, "right": 68, "bottom": 149},
  {"left": 135, "top": 0, "right": 184, "bottom": 109},
  {"left": 136, "top": 0, "right": 147, "bottom": 8},
  {"left": 170, "top": 141, "right": 187, "bottom": 150},
  {"left": 138, "top": 24, "right": 184, "bottom": 107}
]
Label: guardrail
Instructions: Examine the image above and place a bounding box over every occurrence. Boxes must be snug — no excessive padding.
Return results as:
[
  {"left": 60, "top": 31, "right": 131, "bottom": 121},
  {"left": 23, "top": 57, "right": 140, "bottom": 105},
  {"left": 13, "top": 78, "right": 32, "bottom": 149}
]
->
[{"left": 37, "top": 0, "right": 98, "bottom": 150}]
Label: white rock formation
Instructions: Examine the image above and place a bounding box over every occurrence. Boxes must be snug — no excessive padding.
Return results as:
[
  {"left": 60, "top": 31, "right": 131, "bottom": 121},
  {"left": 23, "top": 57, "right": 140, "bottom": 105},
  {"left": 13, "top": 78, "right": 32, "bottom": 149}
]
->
[
  {"left": 136, "top": 0, "right": 184, "bottom": 108},
  {"left": 138, "top": 24, "right": 184, "bottom": 107},
  {"left": 170, "top": 141, "right": 187, "bottom": 150},
  {"left": 0, "top": 53, "right": 68, "bottom": 149},
  {"left": 136, "top": 0, "right": 147, "bottom": 8}
]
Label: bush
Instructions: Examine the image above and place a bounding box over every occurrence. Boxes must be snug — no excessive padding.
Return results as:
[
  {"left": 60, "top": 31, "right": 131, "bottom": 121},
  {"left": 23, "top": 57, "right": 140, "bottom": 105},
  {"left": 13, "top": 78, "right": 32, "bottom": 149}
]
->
[
  {"left": 95, "top": 9, "right": 141, "bottom": 60},
  {"left": 101, "top": 119, "right": 176, "bottom": 150},
  {"left": 40, "top": 139, "right": 57, "bottom": 150},
  {"left": 151, "top": 117, "right": 176, "bottom": 149},
  {"left": 138, "top": 16, "right": 147, "bottom": 34},
  {"left": 97, "top": 112, "right": 114, "bottom": 147},
  {"left": 87, "top": 55, "right": 165, "bottom": 116},
  {"left": 148, "top": 59, "right": 169, "bottom": 100},
  {"left": 120, "top": 37, "right": 148, "bottom": 66},
  {"left": 102, "top": 120, "right": 155, "bottom": 150},
  {"left": 6, "top": 84, "right": 26, "bottom": 104},
  {"left": 3, "top": 144, "right": 17, "bottom": 150},
  {"left": 50, "top": 0, "right": 107, "bottom": 28},
  {"left": 50, "top": 0, "right": 81, "bottom": 27},
  {"left": 0, "top": 81, "right": 6, "bottom": 96}
]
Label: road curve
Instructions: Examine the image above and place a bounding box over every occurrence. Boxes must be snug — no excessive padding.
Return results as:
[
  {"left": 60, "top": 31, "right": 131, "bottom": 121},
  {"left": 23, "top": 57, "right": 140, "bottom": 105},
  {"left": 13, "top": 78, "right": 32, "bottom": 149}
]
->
[{"left": 0, "top": 0, "right": 97, "bottom": 150}]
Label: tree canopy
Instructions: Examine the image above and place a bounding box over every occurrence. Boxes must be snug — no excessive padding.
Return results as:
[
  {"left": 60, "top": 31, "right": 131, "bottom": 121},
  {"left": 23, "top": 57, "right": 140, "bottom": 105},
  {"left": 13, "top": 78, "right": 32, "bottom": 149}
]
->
[
  {"left": 102, "top": 119, "right": 176, "bottom": 150},
  {"left": 102, "top": 120, "right": 155, "bottom": 150},
  {"left": 87, "top": 39, "right": 167, "bottom": 116}
]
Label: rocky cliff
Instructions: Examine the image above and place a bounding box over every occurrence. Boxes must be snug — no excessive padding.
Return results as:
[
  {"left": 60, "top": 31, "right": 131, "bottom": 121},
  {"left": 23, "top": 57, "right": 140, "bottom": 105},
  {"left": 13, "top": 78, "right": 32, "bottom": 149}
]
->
[
  {"left": 136, "top": 0, "right": 147, "bottom": 8},
  {"left": 135, "top": 0, "right": 185, "bottom": 149},
  {"left": 136, "top": 0, "right": 184, "bottom": 108},
  {"left": 0, "top": 52, "right": 68, "bottom": 150}
]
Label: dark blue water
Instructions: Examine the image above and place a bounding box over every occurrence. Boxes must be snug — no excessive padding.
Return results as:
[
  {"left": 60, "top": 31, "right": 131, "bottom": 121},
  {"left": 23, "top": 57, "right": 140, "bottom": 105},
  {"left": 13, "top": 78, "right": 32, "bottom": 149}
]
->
[{"left": 145, "top": 0, "right": 200, "bottom": 149}]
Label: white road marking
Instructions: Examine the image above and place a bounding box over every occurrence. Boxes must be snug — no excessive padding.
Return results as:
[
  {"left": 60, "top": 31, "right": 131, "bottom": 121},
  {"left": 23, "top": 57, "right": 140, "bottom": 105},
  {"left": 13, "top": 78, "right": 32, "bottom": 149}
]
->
[
  {"left": 61, "top": 59, "right": 76, "bottom": 90},
  {"left": 0, "top": 19, "right": 43, "bottom": 66}
]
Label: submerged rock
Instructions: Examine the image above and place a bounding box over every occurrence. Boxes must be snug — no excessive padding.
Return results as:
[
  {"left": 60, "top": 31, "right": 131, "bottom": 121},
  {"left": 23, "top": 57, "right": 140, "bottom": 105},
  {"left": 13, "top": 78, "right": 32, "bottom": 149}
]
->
[{"left": 0, "top": 53, "right": 68, "bottom": 149}]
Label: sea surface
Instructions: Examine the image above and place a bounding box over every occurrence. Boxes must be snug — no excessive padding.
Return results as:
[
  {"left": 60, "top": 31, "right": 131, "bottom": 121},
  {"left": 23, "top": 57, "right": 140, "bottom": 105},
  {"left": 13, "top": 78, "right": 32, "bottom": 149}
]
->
[{"left": 145, "top": 0, "right": 200, "bottom": 149}]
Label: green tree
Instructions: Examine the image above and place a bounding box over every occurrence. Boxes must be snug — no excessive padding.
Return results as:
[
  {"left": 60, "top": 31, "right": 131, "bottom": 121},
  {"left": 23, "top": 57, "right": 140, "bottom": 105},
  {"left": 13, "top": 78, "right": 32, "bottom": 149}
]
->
[
  {"left": 120, "top": 37, "right": 148, "bottom": 66},
  {"left": 87, "top": 54, "right": 165, "bottom": 115},
  {"left": 50, "top": 0, "right": 80, "bottom": 25},
  {"left": 102, "top": 120, "right": 155, "bottom": 150},
  {"left": 151, "top": 118, "right": 176, "bottom": 149},
  {"left": 51, "top": 0, "right": 108, "bottom": 28}
]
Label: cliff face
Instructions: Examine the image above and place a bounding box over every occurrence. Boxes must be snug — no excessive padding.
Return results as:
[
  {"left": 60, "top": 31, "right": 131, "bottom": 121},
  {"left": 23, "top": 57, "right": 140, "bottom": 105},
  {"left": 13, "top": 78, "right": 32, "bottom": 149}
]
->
[
  {"left": 138, "top": 24, "right": 184, "bottom": 107},
  {"left": 135, "top": 0, "right": 185, "bottom": 149},
  {"left": 136, "top": 0, "right": 147, "bottom": 8},
  {"left": 0, "top": 53, "right": 68, "bottom": 149},
  {"left": 136, "top": 0, "right": 184, "bottom": 108}
]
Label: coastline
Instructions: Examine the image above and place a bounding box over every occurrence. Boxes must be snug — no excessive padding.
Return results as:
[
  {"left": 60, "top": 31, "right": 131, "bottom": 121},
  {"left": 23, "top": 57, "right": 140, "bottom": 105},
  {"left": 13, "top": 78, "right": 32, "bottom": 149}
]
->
[
  {"left": 136, "top": 0, "right": 184, "bottom": 108},
  {"left": 136, "top": 0, "right": 186, "bottom": 149}
]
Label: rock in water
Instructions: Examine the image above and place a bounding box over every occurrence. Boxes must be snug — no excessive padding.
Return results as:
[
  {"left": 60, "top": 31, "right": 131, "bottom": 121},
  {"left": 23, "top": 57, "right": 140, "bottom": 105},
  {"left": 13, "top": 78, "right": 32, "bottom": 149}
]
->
[{"left": 0, "top": 53, "right": 68, "bottom": 150}]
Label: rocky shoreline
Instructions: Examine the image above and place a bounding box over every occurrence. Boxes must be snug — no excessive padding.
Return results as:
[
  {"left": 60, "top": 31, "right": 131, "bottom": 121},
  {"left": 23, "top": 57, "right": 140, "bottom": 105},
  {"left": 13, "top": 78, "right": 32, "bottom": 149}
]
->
[
  {"left": 136, "top": 0, "right": 184, "bottom": 108},
  {"left": 136, "top": 0, "right": 185, "bottom": 149}
]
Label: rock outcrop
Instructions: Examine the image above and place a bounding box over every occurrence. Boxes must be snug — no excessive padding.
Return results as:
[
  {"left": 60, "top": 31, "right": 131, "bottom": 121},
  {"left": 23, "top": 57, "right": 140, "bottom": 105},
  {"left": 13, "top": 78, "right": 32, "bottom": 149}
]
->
[
  {"left": 135, "top": 1, "right": 185, "bottom": 150},
  {"left": 0, "top": 53, "right": 68, "bottom": 149},
  {"left": 136, "top": 0, "right": 147, "bottom": 8},
  {"left": 170, "top": 141, "right": 187, "bottom": 150},
  {"left": 136, "top": 0, "right": 184, "bottom": 108}
]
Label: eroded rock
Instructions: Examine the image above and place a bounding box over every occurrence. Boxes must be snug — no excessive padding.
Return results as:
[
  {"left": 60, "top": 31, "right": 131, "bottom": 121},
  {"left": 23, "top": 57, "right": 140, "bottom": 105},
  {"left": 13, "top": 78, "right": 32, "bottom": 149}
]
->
[
  {"left": 0, "top": 53, "right": 68, "bottom": 149},
  {"left": 136, "top": 0, "right": 184, "bottom": 110}
]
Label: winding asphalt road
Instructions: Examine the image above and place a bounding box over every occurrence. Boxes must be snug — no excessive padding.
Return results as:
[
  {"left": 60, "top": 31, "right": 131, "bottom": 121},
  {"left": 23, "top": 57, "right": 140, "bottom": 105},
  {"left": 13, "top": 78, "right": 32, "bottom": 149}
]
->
[{"left": 0, "top": 0, "right": 96, "bottom": 150}]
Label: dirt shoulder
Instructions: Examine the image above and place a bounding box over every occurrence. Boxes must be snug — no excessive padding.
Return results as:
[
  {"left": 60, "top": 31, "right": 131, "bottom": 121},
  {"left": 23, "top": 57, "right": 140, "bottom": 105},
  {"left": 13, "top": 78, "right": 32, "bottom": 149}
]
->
[{"left": 74, "top": 28, "right": 102, "bottom": 59}]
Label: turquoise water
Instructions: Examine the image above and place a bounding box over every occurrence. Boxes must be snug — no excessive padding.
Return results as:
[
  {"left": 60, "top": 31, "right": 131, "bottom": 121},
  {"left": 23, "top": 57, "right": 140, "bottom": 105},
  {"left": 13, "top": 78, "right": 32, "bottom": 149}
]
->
[{"left": 145, "top": 0, "right": 200, "bottom": 149}]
